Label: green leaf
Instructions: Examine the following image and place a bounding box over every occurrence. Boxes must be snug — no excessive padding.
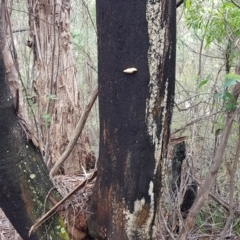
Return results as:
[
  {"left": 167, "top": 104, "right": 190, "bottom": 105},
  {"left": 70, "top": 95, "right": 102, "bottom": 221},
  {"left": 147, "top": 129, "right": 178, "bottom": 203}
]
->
[
  {"left": 214, "top": 92, "right": 223, "bottom": 99},
  {"left": 185, "top": 0, "right": 192, "bottom": 9},
  {"left": 225, "top": 73, "right": 240, "bottom": 80},
  {"left": 225, "top": 103, "right": 237, "bottom": 111},
  {"left": 221, "top": 91, "right": 238, "bottom": 111},
  {"left": 224, "top": 74, "right": 240, "bottom": 88},
  {"left": 224, "top": 78, "right": 237, "bottom": 88},
  {"left": 224, "top": 91, "right": 236, "bottom": 101},
  {"left": 197, "top": 78, "right": 209, "bottom": 89}
]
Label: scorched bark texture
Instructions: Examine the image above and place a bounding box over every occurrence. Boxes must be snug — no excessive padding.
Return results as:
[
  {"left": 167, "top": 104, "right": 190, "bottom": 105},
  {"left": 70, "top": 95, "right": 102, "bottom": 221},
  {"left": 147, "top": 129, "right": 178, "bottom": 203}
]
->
[
  {"left": 88, "top": 1, "right": 176, "bottom": 239},
  {"left": 0, "top": 31, "right": 69, "bottom": 240}
]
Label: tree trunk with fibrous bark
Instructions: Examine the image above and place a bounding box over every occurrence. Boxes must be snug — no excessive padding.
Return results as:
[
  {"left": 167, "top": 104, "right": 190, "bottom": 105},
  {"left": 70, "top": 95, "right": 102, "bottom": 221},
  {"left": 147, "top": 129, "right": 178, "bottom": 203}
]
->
[{"left": 27, "top": 0, "right": 93, "bottom": 174}]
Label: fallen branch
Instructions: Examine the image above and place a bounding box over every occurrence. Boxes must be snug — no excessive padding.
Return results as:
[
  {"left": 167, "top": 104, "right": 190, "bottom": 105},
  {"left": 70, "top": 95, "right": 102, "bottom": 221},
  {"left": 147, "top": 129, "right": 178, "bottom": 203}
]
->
[
  {"left": 29, "top": 170, "right": 97, "bottom": 236},
  {"left": 49, "top": 85, "right": 98, "bottom": 178},
  {"left": 209, "top": 192, "right": 229, "bottom": 212}
]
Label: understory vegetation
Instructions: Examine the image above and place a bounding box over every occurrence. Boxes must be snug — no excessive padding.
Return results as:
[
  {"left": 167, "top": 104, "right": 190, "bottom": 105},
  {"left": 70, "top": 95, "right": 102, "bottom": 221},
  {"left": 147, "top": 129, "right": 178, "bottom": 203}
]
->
[{"left": 1, "top": 0, "right": 240, "bottom": 239}]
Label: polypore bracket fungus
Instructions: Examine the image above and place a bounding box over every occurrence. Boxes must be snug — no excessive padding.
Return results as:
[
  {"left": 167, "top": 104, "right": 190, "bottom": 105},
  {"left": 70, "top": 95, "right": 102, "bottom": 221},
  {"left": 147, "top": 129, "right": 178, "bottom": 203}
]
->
[{"left": 123, "top": 67, "right": 137, "bottom": 74}]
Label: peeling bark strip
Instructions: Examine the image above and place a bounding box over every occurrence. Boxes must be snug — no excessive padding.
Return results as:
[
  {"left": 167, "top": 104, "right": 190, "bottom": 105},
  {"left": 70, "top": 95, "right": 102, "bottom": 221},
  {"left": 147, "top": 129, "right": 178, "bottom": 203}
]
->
[
  {"left": 145, "top": 0, "right": 176, "bottom": 225},
  {"left": 146, "top": 0, "right": 176, "bottom": 177},
  {"left": 88, "top": 1, "right": 176, "bottom": 239},
  {"left": 146, "top": 2, "right": 163, "bottom": 173}
]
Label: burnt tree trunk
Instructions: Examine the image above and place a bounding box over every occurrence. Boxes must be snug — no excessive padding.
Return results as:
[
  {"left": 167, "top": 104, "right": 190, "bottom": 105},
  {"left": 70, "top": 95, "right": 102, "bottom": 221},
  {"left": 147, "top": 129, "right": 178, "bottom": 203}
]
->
[
  {"left": 0, "top": 30, "right": 69, "bottom": 239},
  {"left": 172, "top": 141, "right": 186, "bottom": 197},
  {"left": 180, "top": 181, "right": 198, "bottom": 219},
  {"left": 88, "top": 1, "right": 176, "bottom": 239}
]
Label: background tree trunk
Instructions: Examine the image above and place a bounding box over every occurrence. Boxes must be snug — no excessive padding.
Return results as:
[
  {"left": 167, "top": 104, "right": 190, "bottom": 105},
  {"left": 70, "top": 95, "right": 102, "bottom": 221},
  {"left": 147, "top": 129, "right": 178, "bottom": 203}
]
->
[
  {"left": 172, "top": 141, "right": 186, "bottom": 197},
  {"left": 27, "top": 0, "right": 92, "bottom": 173},
  {"left": 88, "top": 1, "right": 176, "bottom": 239},
  {"left": 0, "top": 28, "right": 70, "bottom": 240}
]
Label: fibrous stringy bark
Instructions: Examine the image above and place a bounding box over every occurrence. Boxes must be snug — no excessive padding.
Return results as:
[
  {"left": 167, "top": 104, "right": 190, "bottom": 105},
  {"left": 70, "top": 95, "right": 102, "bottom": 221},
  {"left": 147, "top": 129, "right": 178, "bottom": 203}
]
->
[{"left": 27, "top": 0, "right": 94, "bottom": 174}]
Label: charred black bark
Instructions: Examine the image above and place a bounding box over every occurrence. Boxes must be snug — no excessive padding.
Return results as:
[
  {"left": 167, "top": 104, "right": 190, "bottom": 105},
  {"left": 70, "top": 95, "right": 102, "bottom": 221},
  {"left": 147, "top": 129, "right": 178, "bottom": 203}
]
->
[
  {"left": 170, "top": 141, "right": 186, "bottom": 233},
  {"left": 172, "top": 142, "right": 186, "bottom": 198},
  {"left": 88, "top": 1, "right": 176, "bottom": 239},
  {"left": 171, "top": 142, "right": 198, "bottom": 219},
  {"left": 180, "top": 181, "right": 198, "bottom": 219},
  {"left": 0, "top": 30, "right": 69, "bottom": 239}
]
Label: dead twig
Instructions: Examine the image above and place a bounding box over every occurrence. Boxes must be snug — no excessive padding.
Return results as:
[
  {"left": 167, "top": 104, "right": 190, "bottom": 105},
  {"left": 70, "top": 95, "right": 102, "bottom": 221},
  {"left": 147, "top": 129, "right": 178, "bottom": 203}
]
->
[
  {"left": 193, "top": 178, "right": 229, "bottom": 212},
  {"left": 230, "top": 0, "right": 240, "bottom": 9},
  {"left": 159, "top": 204, "right": 176, "bottom": 240},
  {"left": 209, "top": 192, "right": 229, "bottom": 212},
  {"left": 171, "top": 111, "right": 220, "bottom": 135},
  {"left": 12, "top": 28, "right": 29, "bottom": 33}
]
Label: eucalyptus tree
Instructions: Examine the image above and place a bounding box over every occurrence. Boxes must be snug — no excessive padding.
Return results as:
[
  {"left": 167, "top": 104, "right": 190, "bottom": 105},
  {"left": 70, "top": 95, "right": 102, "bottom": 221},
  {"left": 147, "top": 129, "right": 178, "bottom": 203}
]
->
[
  {"left": 27, "top": 0, "right": 92, "bottom": 173},
  {"left": 0, "top": 26, "right": 70, "bottom": 240},
  {"left": 0, "top": 0, "right": 90, "bottom": 239},
  {"left": 88, "top": 1, "right": 176, "bottom": 239},
  {"left": 1, "top": 0, "right": 177, "bottom": 239}
]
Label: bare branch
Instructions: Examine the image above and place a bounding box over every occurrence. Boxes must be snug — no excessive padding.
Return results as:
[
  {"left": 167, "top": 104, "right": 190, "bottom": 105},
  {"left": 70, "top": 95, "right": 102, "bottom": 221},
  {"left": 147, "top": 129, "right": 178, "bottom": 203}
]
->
[
  {"left": 176, "top": 0, "right": 184, "bottom": 8},
  {"left": 159, "top": 204, "right": 176, "bottom": 240},
  {"left": 12, "top": 28, "right": 29, "bottom": 33},
  {"left": 171, "top": 111, "right": 220, "bottom": 135},
  {"left": 220, "top": 125, "right": 240, "bottom": 239},
  {"left": 230, "top": 0, "right": 240, "bottom": 8},
  {"left": 49, "top": 85, "right": 98, "bottom": 178},
  {"left": 179, "top": 39, "right": 224, "bottom": 60},
  {"left": 174, "top": 100, "right": 206, "bottom": 112},
  {"left": 82, "top": 0, "right": 97, "bottom": 34},
  {"left": 194, "top": 178, "right": 230, "bottom": 212}
]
